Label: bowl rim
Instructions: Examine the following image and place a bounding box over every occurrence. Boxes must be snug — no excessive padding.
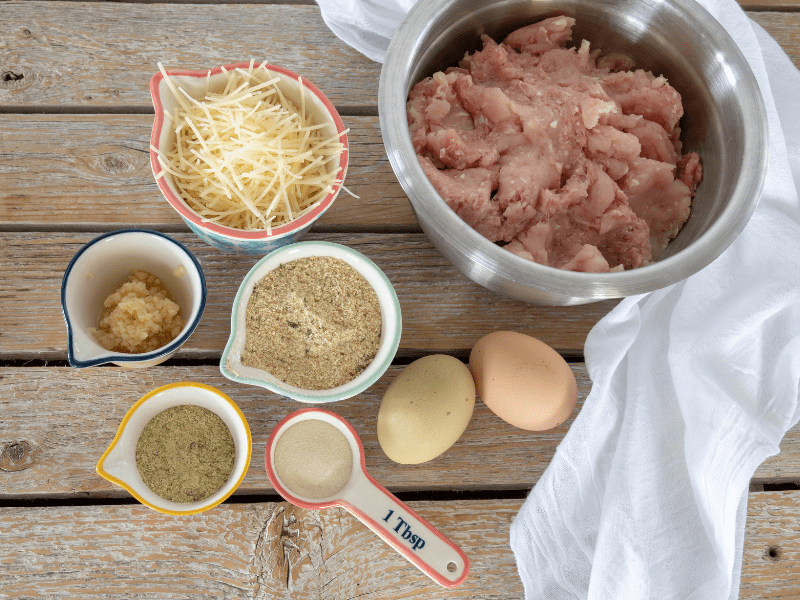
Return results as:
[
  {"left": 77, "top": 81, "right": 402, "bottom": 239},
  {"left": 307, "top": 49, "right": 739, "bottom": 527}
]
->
[
  {"left": 378, "top": 0, "right": 769, "bottom": 302},
  {"left": 61, "top": 228, "right": 207, "bottom": 367},
  {"left": 220, "top": 240, "right": 402, "bottom": 403},
  {"left": 95, "top": 381, "right": 252, "bottom": 515},
  {"left": 149, "top": 61, "right": 349, "bottom": 241}
]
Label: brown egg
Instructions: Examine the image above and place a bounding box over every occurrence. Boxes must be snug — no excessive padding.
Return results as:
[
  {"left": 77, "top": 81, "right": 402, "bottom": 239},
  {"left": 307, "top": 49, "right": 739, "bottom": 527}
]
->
[{"left": 469, "top": 331, "right": 576, "bottom": 431}]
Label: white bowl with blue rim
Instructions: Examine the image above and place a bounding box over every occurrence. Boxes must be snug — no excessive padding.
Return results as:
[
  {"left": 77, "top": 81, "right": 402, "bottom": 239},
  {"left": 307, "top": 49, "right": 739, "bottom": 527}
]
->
[
  {"left": 149, "top": 61, "right": 349, "bottom": 256},
  {"left": 61, "top": 229, "right": 206, "bottom": 368},
  {"left": 220, "top": 241, "right": 402, "bottom": 402}
]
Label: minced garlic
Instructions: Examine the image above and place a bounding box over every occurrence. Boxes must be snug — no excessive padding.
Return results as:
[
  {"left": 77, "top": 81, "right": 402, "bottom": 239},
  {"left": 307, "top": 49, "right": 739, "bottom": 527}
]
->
[{"left": 90, "top": 269, "right": 183, "bottom": 354}]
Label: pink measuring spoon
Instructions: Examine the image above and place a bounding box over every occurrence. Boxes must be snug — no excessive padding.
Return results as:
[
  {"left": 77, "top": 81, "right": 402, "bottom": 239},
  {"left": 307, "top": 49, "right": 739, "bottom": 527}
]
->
[{"left": 265, "top": 408, "right": 470, "bottom": 588}]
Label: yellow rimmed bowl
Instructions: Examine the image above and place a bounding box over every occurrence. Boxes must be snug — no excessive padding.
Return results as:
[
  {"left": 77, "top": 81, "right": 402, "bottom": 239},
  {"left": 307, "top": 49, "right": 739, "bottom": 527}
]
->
[{"left": 97, "top": 382, "right": 252, "bottom": 515}]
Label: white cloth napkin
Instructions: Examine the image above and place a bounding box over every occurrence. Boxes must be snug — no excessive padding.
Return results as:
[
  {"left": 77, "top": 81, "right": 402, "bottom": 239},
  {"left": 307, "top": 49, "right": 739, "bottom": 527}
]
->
[
  {"left": 315, "top": 0, "right": 416, "bottom": 63},
  {"left": 315, "top": 0, "right": 800, "bottom": 596}
]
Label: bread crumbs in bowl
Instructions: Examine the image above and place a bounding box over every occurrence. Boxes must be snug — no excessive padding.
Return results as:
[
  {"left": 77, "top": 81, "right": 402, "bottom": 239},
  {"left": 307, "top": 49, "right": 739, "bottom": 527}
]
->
[
  {"left": 61, "top": 229, "right": 206, "bottom": 368},
  {"left": 150, "top": 60, "right": 349, "bottom": 255},
  {"left": 220, "top": 241, "right": 402, "bottom": 403}
]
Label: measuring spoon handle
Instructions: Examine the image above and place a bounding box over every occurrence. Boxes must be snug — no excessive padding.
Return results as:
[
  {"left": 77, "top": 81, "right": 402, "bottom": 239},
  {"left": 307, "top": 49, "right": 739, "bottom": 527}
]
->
[{"left": 339, "top": 472, "right": 469, "bottom": 587}]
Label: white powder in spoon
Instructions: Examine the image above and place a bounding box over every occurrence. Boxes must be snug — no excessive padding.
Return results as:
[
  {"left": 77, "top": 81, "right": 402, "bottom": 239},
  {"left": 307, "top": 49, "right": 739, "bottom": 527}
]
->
[{"left": 273, "top": 419, "right": 353, "bottom": 500}]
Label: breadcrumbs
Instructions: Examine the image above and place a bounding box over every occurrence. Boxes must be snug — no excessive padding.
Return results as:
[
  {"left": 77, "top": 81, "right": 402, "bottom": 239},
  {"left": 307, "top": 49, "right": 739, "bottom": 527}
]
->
[{"left": 242, "top": 256, "right": 382, "bottom": 390}]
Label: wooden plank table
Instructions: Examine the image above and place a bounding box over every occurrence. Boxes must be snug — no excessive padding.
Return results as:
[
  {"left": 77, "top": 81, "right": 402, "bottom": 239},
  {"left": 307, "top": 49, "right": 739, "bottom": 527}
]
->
[{"left": 1, "top": 1, "right": 798, "bottom": 597}]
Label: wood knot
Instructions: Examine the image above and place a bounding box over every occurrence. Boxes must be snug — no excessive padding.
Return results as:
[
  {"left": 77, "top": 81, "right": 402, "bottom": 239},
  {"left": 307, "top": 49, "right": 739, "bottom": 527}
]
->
[
  {"left": 102, "top": 153, "right": 135, "bottom": 174},
  {"left": 765, "top": 545, "right": 782, "bottom": 561},
  {"left": 1, "top": 66, "right": 33, "bottom": 90},
  {"left": 103, "top": 154, "right": 130, "bottom": 173},
  {"left": 0, "top": 440, "right": 40, "bottom": 472},
  {"left": 20, "top": 27, "right": 32, "bottom": 37}
]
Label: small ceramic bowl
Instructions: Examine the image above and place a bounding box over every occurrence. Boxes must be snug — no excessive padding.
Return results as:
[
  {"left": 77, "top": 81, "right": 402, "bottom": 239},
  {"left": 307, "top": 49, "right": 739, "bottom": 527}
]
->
[
  {"left": 61, "top": 229, "right": 206, "bottom": 368},
  {"left": 97, "top": 382, "right": 252, "bottom": 515},
  {"left": 149, "top": 62, "right": 349, "bottom": 255},
  {"left": 220, "top": 241, "right": 402, "bottom": 403}
]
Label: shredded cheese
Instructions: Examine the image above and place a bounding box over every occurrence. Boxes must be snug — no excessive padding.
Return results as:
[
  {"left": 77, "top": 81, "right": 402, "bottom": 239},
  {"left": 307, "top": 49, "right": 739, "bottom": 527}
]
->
[{"left": 152, "top": 61, "right": 346, "bottom": 233}]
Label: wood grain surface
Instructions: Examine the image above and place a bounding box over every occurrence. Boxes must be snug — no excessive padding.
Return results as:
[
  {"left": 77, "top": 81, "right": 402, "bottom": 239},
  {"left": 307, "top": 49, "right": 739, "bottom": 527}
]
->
[
  {"left": 0, "top": 364, "right": 588, "bottom": 498},
  {"left": 743, "top": 0, "right": 800, "bottom": 7},
  {"left": 0, "top": 3, "right": 797, "bottom": 112},
  {"left": 740, "top": 491, "right": 800, "bottom": 598},
  {"left": 2, "top": 366, "right": 798, "bottom": 499},
  {"left": 0, "top": 3, "right": 379, "bottom": 108},
  {"left": 0, "top": 232, "right": 617, "bottom": 358},
  {"left": 0, "top": 115, "right": 415, "bottom": 229},
  {"left": 2, "top": 0, "right": 799, "bottom": 597},
  {"left": 1, "top": 492, "right": 797, "bottom": 599},
  {"left": 750, "top": 12, "right": 800, "bottom": 68}
]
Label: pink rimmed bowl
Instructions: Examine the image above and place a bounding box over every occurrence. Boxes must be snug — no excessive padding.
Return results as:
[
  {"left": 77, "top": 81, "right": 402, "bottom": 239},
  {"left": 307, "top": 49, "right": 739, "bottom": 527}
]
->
[{"left": 150, "top": 62, "right": 349, "bottom": 255}]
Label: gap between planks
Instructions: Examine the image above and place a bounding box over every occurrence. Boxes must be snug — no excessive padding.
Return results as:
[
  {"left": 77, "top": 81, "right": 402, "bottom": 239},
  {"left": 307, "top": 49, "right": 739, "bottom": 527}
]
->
[
  {"left": 0, "top": 223, "right": 423, "bottom": 235},
  {"left": 0, "top": 105, "right": 378, "bottom": 116},
  {"left": 0, "top": 351, "right": 587, "bottom": 367},
  {"left": 0, "top": 489, "right": 535, "bottom": 508},
  {"left": 2, "top": 484, "right": 798, "bottom": 508}
]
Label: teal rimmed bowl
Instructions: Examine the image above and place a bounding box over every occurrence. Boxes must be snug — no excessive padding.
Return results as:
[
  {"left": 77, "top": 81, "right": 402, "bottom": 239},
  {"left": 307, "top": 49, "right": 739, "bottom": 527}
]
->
[{"left": 220, "top": 241, "right": 402, "bottom": 403}]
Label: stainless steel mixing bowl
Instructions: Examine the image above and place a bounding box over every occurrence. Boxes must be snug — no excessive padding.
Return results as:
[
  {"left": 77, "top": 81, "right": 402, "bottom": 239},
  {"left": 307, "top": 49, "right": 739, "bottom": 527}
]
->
[{"left": 379, "top": 0, "right": 767, "bottom": 305}]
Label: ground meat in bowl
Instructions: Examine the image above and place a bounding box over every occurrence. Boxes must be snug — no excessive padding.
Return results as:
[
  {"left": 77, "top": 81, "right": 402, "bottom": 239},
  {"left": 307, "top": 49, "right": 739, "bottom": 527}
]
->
[{"left": 407, "top": 16, "right": 702, "bottom": 273}]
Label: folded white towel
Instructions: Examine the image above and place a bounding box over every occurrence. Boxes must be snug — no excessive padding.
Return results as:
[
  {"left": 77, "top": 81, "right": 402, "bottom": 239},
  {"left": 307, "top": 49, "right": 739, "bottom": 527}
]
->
[{"left": 510, "top": 3, "right": 800, "bottom": 597}]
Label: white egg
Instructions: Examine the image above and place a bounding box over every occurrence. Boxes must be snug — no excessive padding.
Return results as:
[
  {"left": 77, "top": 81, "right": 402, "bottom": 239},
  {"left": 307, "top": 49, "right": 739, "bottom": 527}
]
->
[{"left": 377, "top": 355, "right": 475, "bottom": 464}]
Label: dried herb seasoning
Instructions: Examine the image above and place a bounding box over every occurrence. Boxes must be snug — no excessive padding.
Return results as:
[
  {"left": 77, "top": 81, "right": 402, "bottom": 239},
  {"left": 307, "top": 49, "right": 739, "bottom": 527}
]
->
[
  {"left": 242, "top": 256, "right": 382, "bottom": 390},
  {"left": 135, "top": 405, "right": 235, "bottom": 503}
]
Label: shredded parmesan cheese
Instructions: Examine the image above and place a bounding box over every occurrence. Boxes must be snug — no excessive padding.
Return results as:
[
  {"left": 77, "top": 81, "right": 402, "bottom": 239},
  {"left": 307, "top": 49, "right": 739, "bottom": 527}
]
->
[{"left": 152, "top": 61, "right": 346, "bottom": 233}]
